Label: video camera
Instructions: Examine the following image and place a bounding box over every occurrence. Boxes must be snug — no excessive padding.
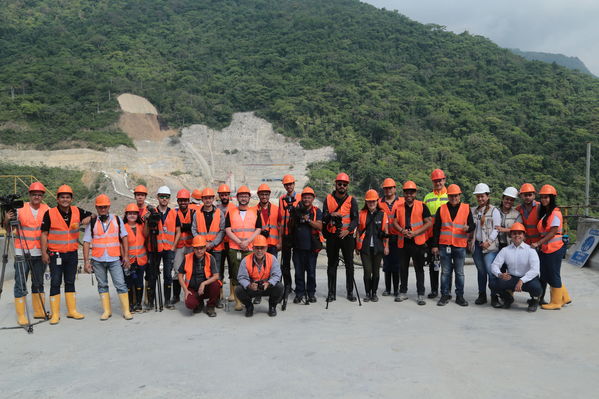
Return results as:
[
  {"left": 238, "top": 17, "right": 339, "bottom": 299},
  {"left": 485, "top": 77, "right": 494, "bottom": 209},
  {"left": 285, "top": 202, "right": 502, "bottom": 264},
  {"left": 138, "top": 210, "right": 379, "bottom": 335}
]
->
[
  {"left": 0, "top": 194, "right": 24, "bottom": 214},
  {"left": 283, "top": 195, "right": 295, "bottom": 211},
  {"left": 146, "top": 206, "right": 162, "bottom": 231},
  {"left": 256, "top": 279, "right": 267, "bottom": 291}
]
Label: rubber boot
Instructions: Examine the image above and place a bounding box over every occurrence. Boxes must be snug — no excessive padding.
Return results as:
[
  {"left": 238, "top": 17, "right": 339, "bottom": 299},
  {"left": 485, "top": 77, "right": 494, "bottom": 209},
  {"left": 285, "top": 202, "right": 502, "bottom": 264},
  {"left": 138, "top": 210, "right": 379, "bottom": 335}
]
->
[
  {"left": 233, "top": 285, "right": 243, "bottom": 311},
  {"left": 541, "top": 286, "right": 563, "bottom": 310},
  {"left": 562, "top": 284, "right": 572, "bottom": 305},
  {"left": 65, "top": 292, "right": 85, "bottom": 319},
  {"left": 15, "top": 297, "right": 29, "bottom": 326},
  {"left": 228, "top": 282, "right": 235, "bottom": 302},
  {"left": 128, "top": 289, "right": 135, "bottom": 312},
  {"left": 50, "top": 294, "right": 61, "bottom": 325},
  {"left": 135, "top": 287, "right": 143, "bottom": 312},
  {"left": 119, "top": 293, "right": 133, "bottom": 320},
  {"left": 32, "top": 292, "right": 47, "bottom": 319},
  {"left": 100, "top": 292, "right": 112, "bottom": 320}
]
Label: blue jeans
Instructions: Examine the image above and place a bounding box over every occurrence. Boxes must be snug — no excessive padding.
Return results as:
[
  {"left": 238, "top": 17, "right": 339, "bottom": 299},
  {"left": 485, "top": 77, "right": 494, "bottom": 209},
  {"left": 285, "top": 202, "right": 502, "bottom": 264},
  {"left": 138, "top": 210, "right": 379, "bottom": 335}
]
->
[
  {"left": 293, "top": 249, "right": 317, "bottom": 296},
  {"left": 13, "top": 256, "right": 45, "bottom": 297},
  {"left": 155, "top": 250, "right": 175, "bottom": 285},
  {"left": 440, "top": 245, "right": 466, "bottom": 296},
  {"left": 539, "top": 246, "right": 565, "bottom": 288},
  {"left": 472, "top": 242, "right": 498, "bottom": 294},
  {"left": 490, "top": 276, "right": 542, "bottom": 297},
  {"left": 92, "top": 259, "right": 128, "bottom": 294}
]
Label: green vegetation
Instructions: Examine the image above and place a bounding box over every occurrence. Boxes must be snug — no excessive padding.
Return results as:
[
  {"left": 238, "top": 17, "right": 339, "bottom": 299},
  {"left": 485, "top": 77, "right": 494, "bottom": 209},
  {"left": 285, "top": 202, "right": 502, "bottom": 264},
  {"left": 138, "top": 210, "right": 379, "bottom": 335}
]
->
[
  {"left": 510, "top": 49, "right": 595, "bottom": 77},
  {"left": 1, "top": 0, "right": 598, "bottom": 202}
]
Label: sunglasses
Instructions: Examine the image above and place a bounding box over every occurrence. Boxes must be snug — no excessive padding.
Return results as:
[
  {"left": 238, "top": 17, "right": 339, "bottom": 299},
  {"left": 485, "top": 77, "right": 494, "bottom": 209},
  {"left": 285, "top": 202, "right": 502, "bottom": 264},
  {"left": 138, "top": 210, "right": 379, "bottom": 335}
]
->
[
  {"left": 336, "top": 182, "right": 348, "bottom": 187},
  {"left": 158, "top": 195, "right": 170, "bottom": 199}
]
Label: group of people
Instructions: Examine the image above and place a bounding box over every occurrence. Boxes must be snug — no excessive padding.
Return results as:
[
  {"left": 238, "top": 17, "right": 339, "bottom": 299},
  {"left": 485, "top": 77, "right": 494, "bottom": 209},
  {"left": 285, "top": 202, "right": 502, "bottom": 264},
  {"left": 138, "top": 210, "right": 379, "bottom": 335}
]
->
[{"left": 7, "top": 168, "right": 572, "bottom": 326}]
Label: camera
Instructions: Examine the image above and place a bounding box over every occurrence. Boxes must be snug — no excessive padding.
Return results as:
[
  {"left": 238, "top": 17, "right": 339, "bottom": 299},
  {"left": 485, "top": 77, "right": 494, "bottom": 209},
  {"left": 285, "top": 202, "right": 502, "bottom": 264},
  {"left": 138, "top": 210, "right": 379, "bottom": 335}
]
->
[
  {"left": 283, "top": 195, "right": 295, "bottom": 211},
  {"left": 146, "top": 206, "right": 162, "bottom": 230},
  {"left": 0, "top": 194, "right": 24, "bottom": 214},
  {"left": 181, "top": 222, "right": 192, "bottom": 234},
  {"left": 332, "top": 215, "right": 343, "bottom": 230},
  {"left": 256, "top": 280, "right": 266, "bottom": 290}
]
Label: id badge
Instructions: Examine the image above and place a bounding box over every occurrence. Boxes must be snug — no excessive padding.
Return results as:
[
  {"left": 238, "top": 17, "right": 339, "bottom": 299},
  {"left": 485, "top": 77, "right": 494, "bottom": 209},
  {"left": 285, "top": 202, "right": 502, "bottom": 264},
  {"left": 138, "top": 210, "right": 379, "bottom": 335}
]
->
[
  {"left": 163, "top": 226, "right": 167, "bottom": 233},
  {"left": 445, "top": 246, "right": 452, "bottom": 255},
  {"left": 237, "top": 251, "right": 242, "bottom": 261},
  {"left": 56, "top": 254, "right": 62, "bottom": 266}
]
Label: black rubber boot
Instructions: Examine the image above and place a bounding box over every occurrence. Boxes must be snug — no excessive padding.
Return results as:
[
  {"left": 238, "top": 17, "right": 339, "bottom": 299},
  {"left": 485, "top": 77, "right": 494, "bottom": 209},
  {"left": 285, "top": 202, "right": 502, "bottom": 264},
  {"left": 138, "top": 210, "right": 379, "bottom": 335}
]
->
[{"left": 475, "top": 292, "right": 487, "bottom": 305}]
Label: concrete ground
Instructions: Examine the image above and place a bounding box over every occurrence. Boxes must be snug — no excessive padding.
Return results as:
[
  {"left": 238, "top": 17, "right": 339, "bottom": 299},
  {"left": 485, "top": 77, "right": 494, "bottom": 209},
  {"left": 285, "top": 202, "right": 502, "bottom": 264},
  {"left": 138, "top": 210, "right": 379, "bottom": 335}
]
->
[{"left": 1, "top": 256, "right": 598, "bottom": 398}]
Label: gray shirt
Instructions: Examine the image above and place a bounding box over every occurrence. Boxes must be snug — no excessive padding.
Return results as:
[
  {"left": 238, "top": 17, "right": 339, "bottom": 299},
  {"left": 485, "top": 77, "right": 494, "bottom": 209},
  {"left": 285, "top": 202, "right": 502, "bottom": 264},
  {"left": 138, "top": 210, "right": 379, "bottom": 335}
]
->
[
  {"left": 237, "top": 253, "right": 282, "bottom": 288},
  {"left": 191, "top": 207, "right": 225, "bottom": 249}
]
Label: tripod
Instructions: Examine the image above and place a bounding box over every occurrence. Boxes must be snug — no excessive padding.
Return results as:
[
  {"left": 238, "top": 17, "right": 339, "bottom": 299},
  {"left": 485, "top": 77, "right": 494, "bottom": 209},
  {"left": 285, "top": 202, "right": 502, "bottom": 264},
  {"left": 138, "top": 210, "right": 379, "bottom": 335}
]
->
[
  {"left": 148, "top": 227, "right": 163, "bottom": 312},
  {"left": 1, "top": 218, "right": 49, "bottom": 333},
  {"left": 325, "top": 242, "right": 362, "bottom": 309}
]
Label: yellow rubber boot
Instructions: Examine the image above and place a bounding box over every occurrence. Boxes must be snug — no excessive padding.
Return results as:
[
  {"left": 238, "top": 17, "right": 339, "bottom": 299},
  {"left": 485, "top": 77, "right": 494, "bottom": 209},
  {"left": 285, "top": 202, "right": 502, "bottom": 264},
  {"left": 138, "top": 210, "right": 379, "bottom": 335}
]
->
[
  {"left": 541, "top": 287, "right": 563, "bottom": 310},
  {"left": 562, "top": 284, "right": 572, "bottom": 305},
  {"left": 50, "top": 294, "right": 61, "bottom": 325},
  {"left": 118, "top": 293, "right": 133, "bottom": 320},
  {"left": 65, "top": 292, "right": 85, "bottom": 319},
  {"left": 15, "top": 297, "right": 29, "bottom": 326},
  {"left": 100, "top": 293, "right": 112, "bottom": 320},
  {"left": 227, "top": 282, "right": 235, "bottom": 302},
  {"left": 32, "top": 293, "right": 47, "bottom": 319},
  {"left": 233, "top": 285, "right": 243, "bottom": 311}
]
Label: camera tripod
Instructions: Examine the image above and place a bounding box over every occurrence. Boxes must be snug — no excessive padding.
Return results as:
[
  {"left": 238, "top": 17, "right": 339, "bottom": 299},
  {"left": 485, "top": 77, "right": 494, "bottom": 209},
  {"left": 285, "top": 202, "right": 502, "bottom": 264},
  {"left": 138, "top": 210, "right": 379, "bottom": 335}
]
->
[
  {"left": 325, "top": 246, "right": 362, "bottom": 309},
  {"left": 0, "top": 218, "right": 49, "bottom": 333},
  {"left": 147, "top": 226, "right": 164, "bottom": 312}
]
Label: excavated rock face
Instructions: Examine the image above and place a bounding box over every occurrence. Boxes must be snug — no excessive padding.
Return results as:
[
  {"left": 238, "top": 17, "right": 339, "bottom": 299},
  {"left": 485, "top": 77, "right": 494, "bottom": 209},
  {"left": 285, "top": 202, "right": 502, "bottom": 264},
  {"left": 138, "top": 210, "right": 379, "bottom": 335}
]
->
[{"left": 117, "top": 93, "right": 175, "bottom": 141}]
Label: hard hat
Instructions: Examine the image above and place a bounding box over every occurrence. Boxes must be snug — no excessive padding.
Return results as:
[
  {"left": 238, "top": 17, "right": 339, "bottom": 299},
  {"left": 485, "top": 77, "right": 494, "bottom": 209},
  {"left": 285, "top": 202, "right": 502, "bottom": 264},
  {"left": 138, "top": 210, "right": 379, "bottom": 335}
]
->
[
  {"left": 133, "top": 185, "right": 148, "bottom": 195},
  {"left": 510, "top": 222, "right": 526, "bottom": 233},
  {"left": 502, "top": 187, "right": 519, "bottom": 198},
  {"left": 519, "top": 183, "right": 536, "bottom": 194},
  {"left": 539, "top": 184, "right": 558, "bottom": 196},
  {"left": 282, "top": 175, "right": 295, "bottom": 185},
  {"left": 125, "top": 203, "right": 140, "bottom": 213},
  {"left": 236, "top": 185, "right": 251, "bottom": 196},
  {"left": 301, "top": 187, "right": 315, "bottom": 196},
  {"left": 157, "top": 186, "right": 171, "bottom": 196},
  {"left": 56, "top": 184, "right": 73, "bottom": 196},
  {"left": 176, "top": 189, "right": 190, "bottom": 199},
  {"left": 381, "top": 178, "right": 396, "bottom": 188},
  {"left": 192, "top": 235, "right": 207, "bottom": 247},
  {"left": 253, "top": 235, "right": 267, "bottom": 247},
  {"left": 191, "top": 189, "right": 203, "bottom": 200},
  {"left": 473, "top": 183, "right": 490, "bottom": 195},
  {"left": 201, "top": 188, "right": 215, "bottom": 197},
  {"left": 217, "top": 184, "right": 231, "bottom": 193},
  {"left": 402, "top": 181, "right": 418, "bottom": 191},
  {"left": 364, "top": 189, "right": 379, "bottom": 201},
  {"left": 28, "top": 181, "right": 46, "bottom": 193},
  {"left": 257, "top": 183, "right": 271, "bottom": 193},
  {"left": 430, "top": 169, "right": 446, "bottom": 181},
  {"left": 95, "top": 194, "right": 111, "bottom": 207},
  {"left": 335, "top": 173, "right": 350, "bottom": 183},
  {"left": 446, "top": 184, "right": 462, "bottom": 195}
]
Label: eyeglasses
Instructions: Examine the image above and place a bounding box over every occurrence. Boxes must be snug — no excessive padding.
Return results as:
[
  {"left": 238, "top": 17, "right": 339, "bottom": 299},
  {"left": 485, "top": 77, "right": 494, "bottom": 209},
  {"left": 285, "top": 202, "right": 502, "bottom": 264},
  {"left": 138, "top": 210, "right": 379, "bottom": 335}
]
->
[
  {"left": 336, "top": 182, "right": 348, "bottom": 187},
  {"left": 522, "top": 193, "right": 534, "bottom": 197},
  {"left": 29, "top": 193, "right": 44, "bottom": 197},
  {"left": 158, "top": 195, "right": 170, "bottom": 199},
  {"left": 432, "top": 179, "right": 444, "bottom": 183}
]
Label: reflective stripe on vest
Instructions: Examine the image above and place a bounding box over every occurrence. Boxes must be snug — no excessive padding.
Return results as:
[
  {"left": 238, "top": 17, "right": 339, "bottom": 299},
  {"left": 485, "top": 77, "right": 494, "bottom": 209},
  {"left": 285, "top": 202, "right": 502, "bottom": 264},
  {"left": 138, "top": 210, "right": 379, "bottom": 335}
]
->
[
  {"left": 245, "top": 253, "right": 274, "bottom": 282},
  {"left": 438, "top": 203, "right": 470, "bottom": 248},
  {"left": 423, "top": 191, "right": 448, "bottom": 240},
  {"left": 157, "top": 210, "right": 177, "bottom": 251},
  {"left": 356, "top": 209, "right": 387, "bottom": 251},
  {"left": 378, "top": 197, "right": 403, "bottom": 235},
  {"left": 15, "top": 202, "right": 49, "bottom": 250},
  {"left": 47, "top": 206, "right": 80, "bottom": 252},
  {"left": 517, "top": 202, "right": 541, "bottom": 244},
  {"left": 395, "top": 200, "right": 426, "bottom": 248},
  {"left": 125, "top": 223, "right": 147, "bottom": 266},
  {"left": 183, "top": 252, "right": 222, "bottom": 288},
  {"left": 229, "top": 207, "right": 258, "bottom": 250},
  {"left": 176, "top": 208, "right": 193, "bottom": 248},
  {"left": 325, "top": 194, "right": 354, "bottom": 234},
  {"left": 537, "top": 208, "right": 564, "bottom": 254},
  {"left": 257, "top": 203, "right": 280, "bottom": 246},
  {"left": 278, "top": 193, "right": 301, "bottom": 235},
  {"left": 195, "top": 207, "right": 224, "bottom": 251},
  {"left": 91, "top": 216, "right": 121, "bottom": 258}
]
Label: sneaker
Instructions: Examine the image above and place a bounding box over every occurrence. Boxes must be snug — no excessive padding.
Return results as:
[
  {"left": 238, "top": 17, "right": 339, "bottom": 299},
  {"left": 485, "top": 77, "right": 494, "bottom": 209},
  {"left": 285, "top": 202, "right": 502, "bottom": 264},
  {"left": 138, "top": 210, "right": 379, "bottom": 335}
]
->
[
  {"left": 417, "top": 295, "right": 426, "bottom": 306},
  {"left": 475, "top": 292, "right": 487, "bottom": 305},
  {"left": 491, "top": 294, "right": 504, "bottom": 308},
  {"left": 253, "top": 296, "right": 262, "bottom": 304},
  {"left": 427, "top": 291, "right": 438, "bottom": 299},
  {"left": 502, "top": 293, "right": 514, "bottom": 309},
  {"left": 399, "top": 292, "right": 408, "bottom": 301},
  {"left": 216, "top": 299, "right": 224, "bottom": 309},
  {"left": 456, "top": 296, "right": 469, "bottom": 307},
  {"left": 245, "top": 303, "right": 254, "bottom": 317},
  {"left": 371, "top": 293, "right": 379, "bottom": 302},
  {"left": 293, "top": 295, "right": 303, "bottom": 304},
  {"left": 363, "top": 294, "right": 370, "bottom": 303},
  {"left": 437, "top": 295, "right": 450, "bottom": 306},
  {"left": 205, "top": 306, "right": 216, "bottom": 317},
  {"left": 308, "top": 296, "right": 317, "bottom": 303},
  {"left": 382, "top": 290, "right": 391, "bottom": 296},
  {"left": 164, "top": 300, "right": 174, "bottom": 310},
  {"left": 527, "top": 298, "right": 539, "bottom": 313},
  {"left": 347, "top": 293, "right": 357, "bottom": 302},
  {"left": 326, "top": 293, "right": 336, "bottom": 302}
]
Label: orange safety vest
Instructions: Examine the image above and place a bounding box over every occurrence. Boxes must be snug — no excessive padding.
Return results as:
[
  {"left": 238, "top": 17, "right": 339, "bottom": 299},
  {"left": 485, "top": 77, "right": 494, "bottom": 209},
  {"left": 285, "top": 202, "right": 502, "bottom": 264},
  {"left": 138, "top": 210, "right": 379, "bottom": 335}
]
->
[
  {"left": 278, "top": 193, "right": 301, "bottom": 236},
  {"left": 438, "top": 203, "right": 470, "bottom": 248},
  {"left": 15, "top": 202, "right": 49, "bottom": 250},
  {"left": 138, "top": 206, "right": 149, "bottom": 219},
  {"left": 395, "top": 200, "right": 427, "bottom": 248},
  {"left": 256, "top": 203, "right": 280, "bottom": 247},
  {"left": 517, "top": 202, "right": 541, "bottom": 244},
  {"left": 245, "top": 253, "right": 274, "bottom": 282},
  {"left": 91, "top": 216, "right": 122, "bottom": 258},
  {"left": 537, "top": 208, "right": 564, "bottom": 254},
  {"left": 356, "top": 209, "right": 388, "bottom": 251},
  {"left": 47, "top": 206, "right": 80, "bottom": 253},
  {"left": 228, "top": 207, "right": 258, "bottom": 250},
  {"left": 195, "top": 206, "right": 224, "bottom": 251},
  {"left": 189, "top": 203, "right": 201, "bottom": 213},
  {"left": 219, "top": 202, "right": 236, "bottom": 244},
  {"left": 325, "top": 194, "right": 354, "bottom": 235},
  {"left": 378, "top": 197, "right": 403, "bottom": 235},
  {"left": 176, "top": 208, "right": 193, "bottom": 248},
  {"left": 125, "top": 223, "right": 147, "bottom": 266},
  {"left": 157, "top": 209, "right": 177, "bottom": 251},
  {"left": 183, "top": 252, "right": 222, "bottom": 288}
]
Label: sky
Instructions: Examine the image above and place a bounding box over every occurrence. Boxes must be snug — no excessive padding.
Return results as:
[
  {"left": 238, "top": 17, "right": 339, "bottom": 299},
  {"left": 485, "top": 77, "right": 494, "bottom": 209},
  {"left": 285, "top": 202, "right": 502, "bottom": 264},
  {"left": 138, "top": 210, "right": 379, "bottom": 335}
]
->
[{"left": 363, "top": 0, "right": 599, "bottom": 76}]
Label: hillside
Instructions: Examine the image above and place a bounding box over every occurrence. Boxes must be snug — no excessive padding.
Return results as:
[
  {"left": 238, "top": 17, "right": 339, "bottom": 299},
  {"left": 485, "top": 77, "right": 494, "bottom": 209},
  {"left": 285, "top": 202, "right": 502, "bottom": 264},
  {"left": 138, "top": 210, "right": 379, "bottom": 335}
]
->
[
  {"left": 510, "top": 49, "right": 595, "bottom": 77},
  {"left": 1, "top": 0, "right": 598, "bottom": 201}
]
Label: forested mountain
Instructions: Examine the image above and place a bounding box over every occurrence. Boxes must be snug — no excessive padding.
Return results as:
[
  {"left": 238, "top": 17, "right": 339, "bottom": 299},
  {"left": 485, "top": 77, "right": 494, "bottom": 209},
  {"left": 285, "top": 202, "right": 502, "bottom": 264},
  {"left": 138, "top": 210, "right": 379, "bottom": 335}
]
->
[
  {"left": 509, "top": 49, "right": 595, "bottom": 77},
  {"left": 1, "top": 0, "right": 598, "bottom": 201}
]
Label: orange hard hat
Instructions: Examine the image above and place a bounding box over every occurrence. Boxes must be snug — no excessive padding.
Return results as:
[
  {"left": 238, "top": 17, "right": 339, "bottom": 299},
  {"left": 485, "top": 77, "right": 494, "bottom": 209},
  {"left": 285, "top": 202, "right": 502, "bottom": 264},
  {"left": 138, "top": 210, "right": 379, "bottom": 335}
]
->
[
  {"left": 519, "top": 183, "right": 536, "bottom": 194},
  {"left": 28, "top": 181, "right": 46, "bottom": 193},
  {"left": 301, "top": 187, "right": 315, "bottom": 196},
  {"left": 192, "top": 235, "right": 207, "bottom": 247},
  {"left": 282, "top": 175, "right": 295, "bottom": 185},
  {"left": 430, "top": 169, "right": 446, "bottom": 181},
  {"left": 217, "top": 184, "right": 231, "bottom": 193},
  {"left": 176, "top": 189, "right": 190, "bottom": 199},
  {"left": 510, "top": 222, "right": 526, "bottom": 233},
  {"left": 381, "top": 178, "right": 396, "bottom": 188},
  {"left": 95, "top": 194, "right": 111, "bottom": 207},
  {"left": 402, "top": 181, "right": 418, "bottom": 191},
  {"left": 56, "top": 184, "right": 73, "bottom": 196},
  {"left": 335, "top": 173, "right": 350, "bottom": 183},
  {"left": 365, "top": 189, "right": 379, "bottom": 201},
  {"left": 539, "top": 184, "right": 557, "bottom": 196},
  {"left": 236, "top": 185, "right": 251, "bottom": 196},
  {"left": 191, "top": 189, "right": 203, "bottom": 199},
  {"left": 201, "top": 188, "right": 215, "bottom": 197},
  {"left": 446, "top": 184, "right": 462, "bottom": 195},
  {"left": 125, "top": 203, "right": 139, "bottom": 213},
  {"left": 133, "top": 185, "right": 148, "bottom": 195},
  {"left": 253, "top": 235, "right": 268, "bottom": 247},
  {"left": 257, "top": 183, "right": 271, "bottom": 193}
]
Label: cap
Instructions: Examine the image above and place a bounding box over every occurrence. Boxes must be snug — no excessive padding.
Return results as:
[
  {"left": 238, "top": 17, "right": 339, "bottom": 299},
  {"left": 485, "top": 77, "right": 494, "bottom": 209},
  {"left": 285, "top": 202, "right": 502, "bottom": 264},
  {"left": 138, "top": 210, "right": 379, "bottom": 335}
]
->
[
  {"left": 381, "top": 178, "right": 396, "bottom": 188},
  {"left": 364, "top": 189, "right": 379, "bottom": 201},
  {"left": 56, "top": 184, "right": 73, "bottom": 196},
  {"left": 133, "top": 185, "right": 148, "bottom": 195},
  {"left": 192, "top": 235, "right": 207, "bottom": 247},
  {"left": 257, "top": 183, "right": 271, "bottom": 193},
  {"left": 335, "top": 173, "right": 350, "bottom": 183},
  {"left": 217, "top": 184, "right": 231, "bottom": 193},
  {"left": 473, "top": 183, "right": 490, "bottom": 195},
  {"left": 282, "top": 175, "right": 295, "bottom": 185},
  {"left": 539, "top": 184, "right": 557, "bottom": 196},
  {"left": 253, "top": 235, "right": 267, "bottom": 247},
  {"left": 402, "top": 181, "right": 418, "bottom": 191},
  {"left": 447, "top": 184, "right": 462, "bottom": 195},
  {"left": 502, "top": 187, "right": 519, "bottom": 198},
  {"left": 430, "top": 169, "right": 446, "bottom": 181},
  {"left": 176, "top": 189, "right": 190, "bottom": 199},
  {"left": 157, "top": 186, "right": 171, "bottom": 196},
  {"left": 95, "top": 194, "right": 111, "bottom": 207},
  {"left": 125, "top": 203, "right": 140, "bottom": 213},
  {"left": 28, "top": 181, "right": 46, "bottom": 193}
]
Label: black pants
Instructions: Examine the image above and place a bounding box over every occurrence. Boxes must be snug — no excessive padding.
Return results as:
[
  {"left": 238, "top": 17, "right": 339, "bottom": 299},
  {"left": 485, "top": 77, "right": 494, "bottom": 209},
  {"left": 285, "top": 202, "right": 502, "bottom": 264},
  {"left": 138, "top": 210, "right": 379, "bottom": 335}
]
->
[
  {"left": 399, "top": 241, "right": 426, "bottom": 295},
  {"left": 281, "top": 237, "right": 293, "bottom": 289},
  {"left": 426, "top": 240, "right": 439, "bottom": 293},
  {"left": 235, "top": 282, "right": 284, "bottom": 306},
  {"left": 49, "top": 250, "right": 78, "bottom": 296},
  {"left": 360, "top": 247, "right": 383, "bottom": 295},
  {"left": 490, "top": 276, "right": 542, "bottom": 297},
  {"left": 293, "top": 248, "right": 317, "bottom": 296},
  {"left": 326, "top": 235, "right": 355, "bottom": 295},
  {"left": 220, "top": 244, "right": 229, "bottom": 280}
]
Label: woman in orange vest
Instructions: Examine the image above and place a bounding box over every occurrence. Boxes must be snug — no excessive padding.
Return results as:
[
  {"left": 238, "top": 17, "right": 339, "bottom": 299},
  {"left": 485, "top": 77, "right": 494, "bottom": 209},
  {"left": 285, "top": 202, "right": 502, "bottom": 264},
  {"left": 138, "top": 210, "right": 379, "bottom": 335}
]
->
[
  {"left": 531, "top": 185, "right": 572, "bottom": 310},
  {"left": 355, "top": 190, "right": 389, "bottom": 302},
  {"left": 123, "top": 203, "right": 148, "bottom": 312}
]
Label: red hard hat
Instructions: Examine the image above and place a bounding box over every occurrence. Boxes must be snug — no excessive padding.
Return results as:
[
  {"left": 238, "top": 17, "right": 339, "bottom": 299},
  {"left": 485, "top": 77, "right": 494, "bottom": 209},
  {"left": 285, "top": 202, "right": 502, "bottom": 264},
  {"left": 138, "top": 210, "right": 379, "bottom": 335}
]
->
[
  {"left": 192, "top": 235, "right": 207, "bottom": 247},
  {"left": 282, "top": 175, "right": 295, "bottom": 185},
  {"left": 125, "top": 203, "right": 139, "bottom": 213},
  {"left": 257, "top": 183, "right": 271, "bottom": 193},
  {"left": 301, "top": 187, "right": 315, "bottom": 196},
  {"left": 217, "top": 184, "right": 231, "bottom": 193},
  {"left": 191, "top": 189, "right": 203, "bottom": 199},
  {"left": 430, "top": 169, "right": 446, "bottom": 181},
  {"left": 56, "top": 184, "right": 73, "bottom": 196},
  {"left": 381, "top": 178, "right": 396, "bottom": 188},
  {"left": 176, "top": 189, "right": 190, "bottom": 199},
  {"left": 510, "top": 222, "right": 526, "bottom": 233},
  {"left": 446, "top": 184, "right": 462, "bottom": 195},
  {"left": 402, "top": 181, "right": 418, "bottom": 191},
  {"left": 253, "top": 235, "right": 268, "bottom": 247},
  {"left": 335, "top": 173, "right": 350, "bottom": 183},
  {"left": 28, "top": 181, "right": 46, "bottom": 193},
  {"left": 133, "top": 185, "right": 148, "bottom": 195},
  {"left": 365, "top": 189, "right": 379, "bottom": 201},
  {"left": 95, "top": 194, "right": 111, "bottom": 207},
  {"left": 519, "top": 183, "right": 536, "bottom": 194},
  {"left": 236, "top": 185, "right": 251, "bottom": 196},
  {"left": 539, "top": 184, "right": 558, "bottom": 196},
  {"left": 201, "top": 188, "right": 215, "bottom": 197}
]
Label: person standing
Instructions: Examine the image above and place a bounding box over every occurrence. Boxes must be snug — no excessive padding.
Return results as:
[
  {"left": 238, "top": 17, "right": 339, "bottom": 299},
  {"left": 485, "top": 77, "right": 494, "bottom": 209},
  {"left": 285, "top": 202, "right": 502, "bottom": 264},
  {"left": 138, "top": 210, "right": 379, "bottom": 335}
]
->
[
  {"left": 516, "top": 183, "right": 541, "bottom": 245},
  {"left": 171, "top": 189, "right": 194, "bottom": 305},
  {"left": 123, "top": 203, "right": 147, "bottom": 312},
  {"left": 378, "top": 178, "right": 402, "bottom": 297},
  {"left": 40, "top": 184, "right": 92, "bottom": 325},
  {"left": 217, "top": 184, "right": 235, "bottom": 301},
  {"left": 495, "top": 187, "right": 522, "bottom": 249},
  {"left": 256, "top": 184, "right": 280, "bottom": 257},
  {"left": 133, "top": 185, "right": 149, "bottom": 219},
  {"left": 323, "top": 173, "right": 359, "bottom": 302},
  {"left": 278, "top": 174, "right": 301, "bottom": 294},
  {"left": 189, "top": 189, "right": 203, "bottom": 212}
]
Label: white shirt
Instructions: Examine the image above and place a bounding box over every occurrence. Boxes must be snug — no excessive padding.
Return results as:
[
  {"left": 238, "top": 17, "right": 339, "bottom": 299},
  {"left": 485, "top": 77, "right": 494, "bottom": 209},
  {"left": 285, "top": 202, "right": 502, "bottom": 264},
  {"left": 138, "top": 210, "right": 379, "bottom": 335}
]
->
[
  {"left": 491, "top": 242, "right": 540, "bottom": 283},
  {"left": 474, "top": 206, "right": 501, "bottom": 242}
]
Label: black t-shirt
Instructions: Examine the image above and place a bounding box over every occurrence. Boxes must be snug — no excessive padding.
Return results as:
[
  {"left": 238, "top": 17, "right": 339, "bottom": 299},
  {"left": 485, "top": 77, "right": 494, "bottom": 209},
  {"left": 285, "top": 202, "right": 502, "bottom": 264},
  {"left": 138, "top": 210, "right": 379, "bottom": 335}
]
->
[
  {"left": 41, "top": 206, "right": 92, "bottom": 232},
  {"left": 293, "top": 207, "right": 323, "bottom": 251},
  {"left": 403, "top": 202, "right": 431, "bottom": 244},
  {"left": 202, "top": 208, "right": 215, "bottom": 229}
]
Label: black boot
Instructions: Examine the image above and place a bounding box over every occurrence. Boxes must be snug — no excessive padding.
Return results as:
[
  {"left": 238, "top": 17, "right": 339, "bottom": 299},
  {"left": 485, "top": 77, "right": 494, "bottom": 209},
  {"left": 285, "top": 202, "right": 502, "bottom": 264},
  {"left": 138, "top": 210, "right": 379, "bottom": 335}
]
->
[
  {"left": 164, "top": 283, "right": 174, "bottom": 309},
  {"left": 491, "top": 293, "right": 503, "bottom": 308},
  {"left": 475, "top": 292, "right": 487, "bottom": 305},
  {"left": 268, "top": 304, "right": 277, "bottom": 317},
  {"left": 135, "top": 287, "right": 143, "bottom": 312},
  {"left": 527, "top": 297, "right": 539, "bottom": 312},
  {"left": 346, "top": 292, "right": 357, "bottom": 302},
  {"left": 371, "top": 291, "right": 379, "bottom": 302},
  {"left": 363, "top": 291, "right": 371, "bottom": 302},
  {"left": 245, "top": 302, "right": 254, "bottom": 317}
]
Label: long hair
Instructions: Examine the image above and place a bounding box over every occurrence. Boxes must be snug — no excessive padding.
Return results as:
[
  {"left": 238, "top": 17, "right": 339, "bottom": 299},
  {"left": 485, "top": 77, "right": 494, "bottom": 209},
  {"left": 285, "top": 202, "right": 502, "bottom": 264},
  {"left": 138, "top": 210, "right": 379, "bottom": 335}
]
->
[
  {"left": 538, "top": 195, "right": 557, "bottom": 228},
  {"left": 476, "top": 195, "right": 491, "bottom": 225}
]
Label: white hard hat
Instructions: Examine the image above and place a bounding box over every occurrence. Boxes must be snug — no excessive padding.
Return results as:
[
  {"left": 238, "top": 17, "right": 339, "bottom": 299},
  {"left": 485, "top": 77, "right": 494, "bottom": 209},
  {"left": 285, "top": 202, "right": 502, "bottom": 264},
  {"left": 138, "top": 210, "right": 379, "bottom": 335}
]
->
[
  {"left": 157, "top": 186, "right": 171, "bottom": 196},
  {"left": 502, "top": 187, "right": 519, "bottom": 198},
  {"left": 473, "top": 183, "right": 490, "bottom": 195}
]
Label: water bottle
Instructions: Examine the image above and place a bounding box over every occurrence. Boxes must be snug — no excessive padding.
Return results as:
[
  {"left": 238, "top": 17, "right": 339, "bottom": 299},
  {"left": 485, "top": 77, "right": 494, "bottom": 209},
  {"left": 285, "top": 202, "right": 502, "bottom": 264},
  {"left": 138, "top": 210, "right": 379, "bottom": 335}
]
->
[{"left": 433, "top": 255, "right": 440, "bottom": 272}]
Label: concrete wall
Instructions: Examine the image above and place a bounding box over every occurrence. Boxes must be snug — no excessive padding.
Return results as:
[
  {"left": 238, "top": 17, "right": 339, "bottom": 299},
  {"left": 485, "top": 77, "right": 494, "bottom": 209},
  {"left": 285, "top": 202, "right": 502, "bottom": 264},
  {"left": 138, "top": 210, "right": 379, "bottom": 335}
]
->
[{"left": 568, "top": 217, "right": 599, "bottom": 269}]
